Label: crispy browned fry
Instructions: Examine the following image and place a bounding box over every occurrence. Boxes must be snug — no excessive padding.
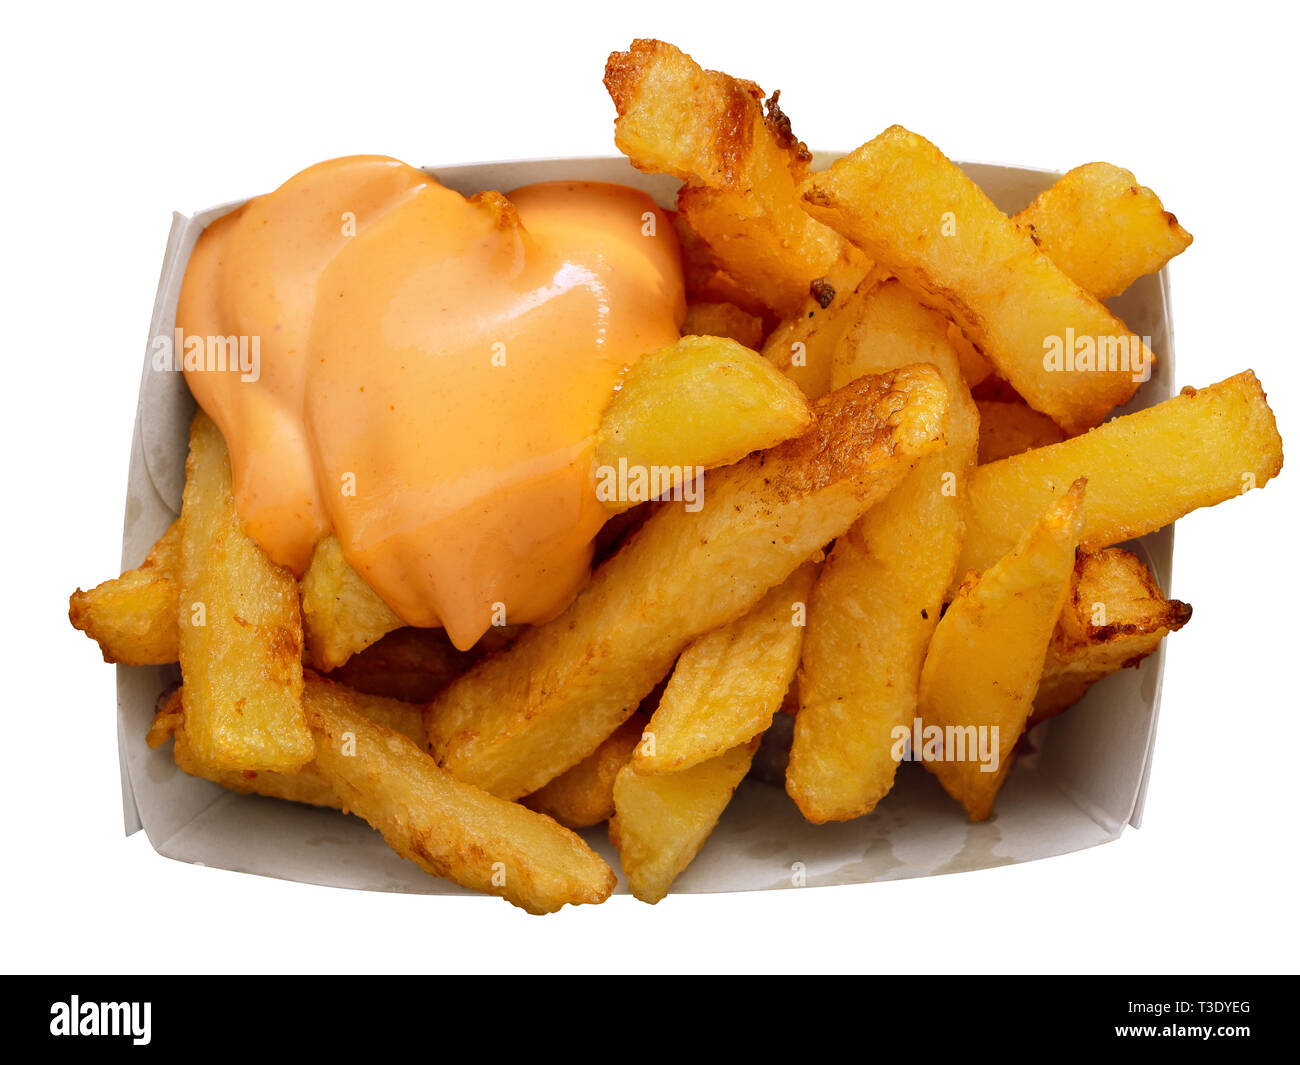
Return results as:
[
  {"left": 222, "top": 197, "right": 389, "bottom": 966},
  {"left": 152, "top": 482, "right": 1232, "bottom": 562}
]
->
[
  {"left": 178, "top": 412, "right": 313, "bottom": 772},
  {"left": 1016, "top": 162, "right": 1192, "bottom": 300},
  {"left": 305, "top": 675, "right": 615, "bottom": 914},
  {"left": 70, "top": 520, "right": 180, "bottom": 665},
  {"left": 637, "top": 564, "right": 816, "bottom": 775},
  {"left": 611, "top": 737, "right": 759, "bottom": 904},
  {"left": 327, "top": 626, "right": 480, "bottom": 704},
  {"left": 959, "top": 371, "right": 1284, "bottom": 582},
  {"left": 800, "top": 126, "right": 1151, "bottom": 433},
  {"left": 1034, "top": 548, "right": 1191, "bottom": 724},
  {"left": 680, "top": 300, "right": 765, "bottom": 349},
  {"left": 525, "top": 714, "right": 646, "bottom": 828},
  {"left": 427, "top": 365, "right": 951, "bottom": 799},
  {"left": 920, "top": 480, "right": 1086, "bottom": 821},
  {"left": 670, "top": 211, "right": 767, "bottom": 317},
  {"left": 788, "top": 280, "right": 980, "bottom": 823},
  {"left": 976, "top": 398, "right": 1067, "bottom": 464},
  {"left": 301, "top": 534, "right": 403, "bottom": 671},
  {"left": 605, "top": 38, "right": 864, "bottom": 315}
]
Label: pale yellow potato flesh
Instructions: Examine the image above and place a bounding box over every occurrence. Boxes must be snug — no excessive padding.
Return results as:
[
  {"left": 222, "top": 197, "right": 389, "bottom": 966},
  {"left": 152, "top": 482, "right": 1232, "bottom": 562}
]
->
[
  {"left": 305, "top": 676, "right": 616, "bottom": 915},
  {"left": 177, "top": 412, "right": 313, "bottom": 773},
  {"left": 426, "top": 365, "right": 951, "bottom": 800},
  {"left": 610, "top": 737, "right": 759, "bottom": 904},
  {"left": 301, "top": 533, "right": 403, "bottom": 671},
  {"left": 594, "top": 334, "right": 811, "bottom": 508},
  {"left": 69, "top": 519, "right": 180, "bottom": 665},
  {"left": 788, "top": 280, "right": 980, "bottom": 823},
  {"left": 1016, "top": 162, "right": 1192, "bottom": 300},
  {"left": 800, "top": 126, "right": 1149, "bottom": 432},
  {"left": 919, "top": 480, "right": 1086, "bottom": 821},
  {"left": 637, "top": 563, "right": 817, "bottom": 775},
  {"left": 958, "top": 371, "right": 1284, "bottom": 583}
]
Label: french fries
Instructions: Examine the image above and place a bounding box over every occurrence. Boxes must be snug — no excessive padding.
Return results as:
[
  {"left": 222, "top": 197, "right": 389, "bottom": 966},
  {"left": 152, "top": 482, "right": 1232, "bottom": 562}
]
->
[
  {"left": 594, "top": 335, "right": 811, "bottom": 508},
  {"left": 800, "top": 126, "right": 1151, "bottom": 432},
  {"left": 1016, "top": 162, "right": 1192, "bottom": 301},
  {"left": 525, "top": 713, "right": 646, "bottom": 829},
  {"left": 959, "top": 371, "right": 1284, "bottom": 581},
  {"left": 427, "top": 365, "right": 950, "bottom": 799},
  {"left": 605, "top": 38, "right": 864, "bottom": 316},
  {"left": 610, "top": 737, "right": 759, "bottom": 904},
  {"left": 178, "top": 413, "right": 313, "bottom": 772},
  {"left": 680, "top": 301, "right": 764, "bottom": 349},
  {"left": 919, "top": 480, "right": 1087, "bottom": 821},
  {"left": 636, "top": 564, "right": 816, "bottom": 775},
  {"left": 1034, "top": 548, "right": 1191, "bottom": 724},
  {"left": 301, "top": 534, "right": 403, "bottom": 671},
  {"left": 70, "top": 519, "right": 180, "bottom": 665},
  {"left": 326, "top": 626, "right": 480, "bottom": 704},
  {"left": 976, "top": 398, "right": 1067, "bottom": 464},
  {"left": 304, "top": 676, "right": 616, "bottom": 914},
  {"left": 788, "top": 280, "right": 980, "bottom": 822}
]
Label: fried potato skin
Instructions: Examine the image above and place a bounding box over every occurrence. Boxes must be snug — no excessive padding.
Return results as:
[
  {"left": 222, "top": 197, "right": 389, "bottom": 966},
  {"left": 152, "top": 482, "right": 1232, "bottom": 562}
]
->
[
  {"left": 800, "top": 126, "right": 1148, "bottom": 433},
  {"left": 610, "top": 737, "right": 759, "bottom": 904},
  {"left": 70, "top": 520, "right": 181, "bottom": 665},
  {"left": 305, "top": 675, "right": 615, "bottom": 915},
  {"left": 959, "top": 371, "right": 1284, "bottom": 582},
  {"left": 919, "top": 480, "right": 1086, "bottom": 821},
  {"left": 1016, "top": 162, "right": 1192, "bottom": 300},
  {"left": 605, "top": 38, "right": 861, "bottom": 315},
  {"left": 178, "top": 413, "right": 313, "bottom": 772},
  {"left": 788, "top": 281, "right": 980, "bottom": 822},
  {"left": 1034, "top": 548, "right": 1191, "bottom": 723},
  {"left": 326, "top": 626, "right": 482, "bottom": 704},
  {"left": 427, "top": 365, "right": 951, "bottom": 799},
  {"left": 637, "top": 564, "right": 816, "bottom": 775},
  {"left": 301, "top": 534, "right": 403, "bottom": 671},
  {"left": 524, "top": 713, "right": 646, "bottom": 828},
  {"left": 976, "top": 398, "right": 1067, "bottom": 464}
]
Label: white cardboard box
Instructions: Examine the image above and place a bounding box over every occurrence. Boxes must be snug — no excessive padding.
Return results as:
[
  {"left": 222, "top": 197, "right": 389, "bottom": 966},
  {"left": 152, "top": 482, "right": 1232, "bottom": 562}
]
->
[{"left": 114, "top": 154, "right": 1176, "bottom": 897}]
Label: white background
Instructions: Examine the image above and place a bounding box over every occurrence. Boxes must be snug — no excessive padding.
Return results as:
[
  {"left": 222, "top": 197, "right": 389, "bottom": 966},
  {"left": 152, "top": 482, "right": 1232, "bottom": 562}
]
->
[{"left": 4, "top": 1, "right": 1296, "bottom": 974}]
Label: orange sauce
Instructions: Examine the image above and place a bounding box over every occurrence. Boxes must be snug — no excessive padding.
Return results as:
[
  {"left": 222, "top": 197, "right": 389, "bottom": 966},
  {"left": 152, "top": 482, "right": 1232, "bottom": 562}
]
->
[{"left": 178, "top": 156, "right": 684, "bottom": 648}]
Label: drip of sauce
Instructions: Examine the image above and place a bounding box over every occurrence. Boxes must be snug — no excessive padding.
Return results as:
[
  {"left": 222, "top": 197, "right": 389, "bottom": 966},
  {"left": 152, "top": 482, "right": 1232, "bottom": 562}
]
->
[{"left": 178, "top": 156, "right": 684, "bottom": 648}]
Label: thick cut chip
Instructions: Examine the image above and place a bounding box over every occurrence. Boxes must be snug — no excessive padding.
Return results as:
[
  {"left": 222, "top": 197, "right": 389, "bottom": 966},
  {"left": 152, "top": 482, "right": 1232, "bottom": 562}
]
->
[
  {"left": 301, "top": 534, "right": 403, "bottom": 671},
  {"left": 605, "top": 38, "right": 863, "bottom": 315},
  {"left": 146, "top": 681, "right": 427, "bottom": 809},
  {"left": 636, "top": 563, "right": 816, "bottom": 775},
  {"left": 178, "top": 412, "right": 313, "bottom": 772},
  {"left": 680, "top": 300, "right": 765, "bottom": 349},
  {"left": 800, "top": 126, "right": 1151, "bottom": 432},
  {"left": 919, "top": 480, "right": 1086, "bottom": 821},
  {"left": 1015, "top": 162, "right": 1192, "bottom": 300},
  {"left": 525, "top": 714, "right": 646, "bottom": 829},
  {"left": 1034, "top": 548, "right": 1191, "bottom": 723},
  {"left": 610, "top": 737, "right": 759, "bottom": 904},
  {"left": 70, "top": 520, "right": 180, "bottom": 665},
  {"left": 959, "top": 371, "right": 1284, "bottom": 582},
  {"left": 788, "top": 280, "right": 980, "bottom": 822},
  {"left": 305, "top": 676, "right": 615, "bottom": 915},
  {"left": 595, "top": 335, "right": 811, "bottom": 512},
  {"left": 976, "top": 398, "right": 1067, "bottom": 464},
  {"left": 427, "top": 365, "right": 950, "bottom": 799}
]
